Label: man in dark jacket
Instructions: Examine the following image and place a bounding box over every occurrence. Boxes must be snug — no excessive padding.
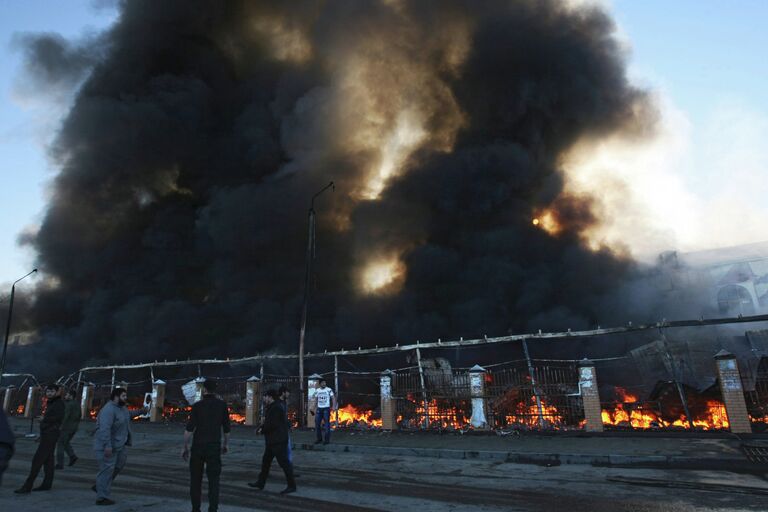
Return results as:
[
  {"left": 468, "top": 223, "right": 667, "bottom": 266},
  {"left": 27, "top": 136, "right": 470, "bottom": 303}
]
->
[
  {"left": 0, "top": 408, "right": 14, "bottom": 486},
  {"left": 182, "top": 378, "right": 230, "bottom": 512},
  {"left": 248, "top": 389, "right": 296, "bottom": 494},
  {"left": 15, "top": 383, "right": 65, "bottom": 493},
  {"left": 55, "top": 387, "right": 81, "bottom": 469}
]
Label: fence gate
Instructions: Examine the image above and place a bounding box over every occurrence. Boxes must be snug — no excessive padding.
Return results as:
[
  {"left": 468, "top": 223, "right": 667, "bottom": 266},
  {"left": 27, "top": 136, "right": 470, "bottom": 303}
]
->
[{"left": 487, "top": 362, "right": 584, "bottom": 430}]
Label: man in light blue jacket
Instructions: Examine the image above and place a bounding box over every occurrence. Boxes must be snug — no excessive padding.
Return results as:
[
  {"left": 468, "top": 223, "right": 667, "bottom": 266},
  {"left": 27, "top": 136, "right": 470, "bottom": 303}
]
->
[{"left": 92, "top": 387, "right": 132, "bottom": 506}]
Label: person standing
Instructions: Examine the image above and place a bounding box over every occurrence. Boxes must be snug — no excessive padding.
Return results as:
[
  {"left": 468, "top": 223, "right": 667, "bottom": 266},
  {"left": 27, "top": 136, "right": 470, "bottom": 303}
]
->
[
  {"left": 14, "top": 383, "right": 65, "bottom": 494},
  {"left": 93, "top": 387, "right": 133, "bottom": 506},
  {"left": 182, "top": 378, "right": 231, "bottom": 512},
  {"left": 310, "top": 378, "right": 336, "bottom": 445},
  {"left": 0, "top": 407, "right": 16, "bottom": 486},
  {"left": 248, "top": 389, "right": 296, "bottom": 494},
  {"left": 55, "top": 388, "right": 81, "bottom": 469}
]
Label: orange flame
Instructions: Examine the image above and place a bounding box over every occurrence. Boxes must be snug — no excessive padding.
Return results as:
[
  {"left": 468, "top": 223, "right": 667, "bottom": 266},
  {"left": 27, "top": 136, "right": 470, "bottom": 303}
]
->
[
  {"left": 601, "top": 388, "right": 729, "bottom": 430},
  {"left": 229, "top": 413, "right": 246, "bottom": 424},
  {"left": 334, "top": 404, "right": 382, "bottom": 428},
  {"left": 505, "top": 399, "right": 564, "bottom": 429}
]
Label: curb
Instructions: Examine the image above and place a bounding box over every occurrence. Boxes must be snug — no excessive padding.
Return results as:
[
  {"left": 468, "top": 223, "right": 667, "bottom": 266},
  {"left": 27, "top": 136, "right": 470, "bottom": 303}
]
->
[{"left": 295, "top": 442, "right": 764, "bottom": 472}]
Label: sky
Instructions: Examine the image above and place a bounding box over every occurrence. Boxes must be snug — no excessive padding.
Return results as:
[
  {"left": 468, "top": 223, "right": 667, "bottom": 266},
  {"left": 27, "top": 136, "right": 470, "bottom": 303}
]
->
[{"left": 0, "top": 0, "right": 766, "bottom": 287}]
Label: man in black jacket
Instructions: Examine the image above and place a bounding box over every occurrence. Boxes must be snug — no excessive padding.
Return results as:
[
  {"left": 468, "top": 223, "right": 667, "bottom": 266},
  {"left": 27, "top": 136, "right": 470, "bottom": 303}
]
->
[
  {"left": 15, "top": 384, "right": 65, "bottom": 494},
  {"left": 248, "top": 389, "right": 296, "bottom": 494},
  {"left": 0, "top": 408, "right": 14, "bottom": 486},
  {"left": 182, "top": 378, "right": 231, "bottom": 512}
]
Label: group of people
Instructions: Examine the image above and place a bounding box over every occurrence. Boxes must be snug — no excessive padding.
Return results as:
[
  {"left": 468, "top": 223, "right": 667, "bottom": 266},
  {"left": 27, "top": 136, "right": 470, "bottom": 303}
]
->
[
  {"left": 10, "top": 384, "right": 134, "bottom": 505},
  {"left": 3, "top": 377, "right": 339, "bottom": 511}
]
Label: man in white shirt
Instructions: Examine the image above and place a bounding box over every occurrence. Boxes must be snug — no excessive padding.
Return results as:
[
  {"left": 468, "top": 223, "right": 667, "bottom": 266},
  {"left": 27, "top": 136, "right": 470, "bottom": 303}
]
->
[{"left": 309, "top": 378, "right": 336, "bottom": 445}]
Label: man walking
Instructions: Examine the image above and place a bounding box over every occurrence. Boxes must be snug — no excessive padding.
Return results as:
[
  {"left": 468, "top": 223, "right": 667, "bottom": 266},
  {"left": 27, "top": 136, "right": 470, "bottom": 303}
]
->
[
  {"left": 182, "top": 378, "right": 230, "bottom": 512},
  {"left": 310, "top": 378, "right": 336, "bottom": 445},
  {"left": 93, "top": 387, "right": 133, "bottom": 506},
  {"left": 14, "top": 383, "right": 65, "bottom": 494},
  {"left": 55, "top": 387, "right": 81, "bottom": 469},
  {"left": 248, "top": 389, "right": 296, "bottom": 494}
]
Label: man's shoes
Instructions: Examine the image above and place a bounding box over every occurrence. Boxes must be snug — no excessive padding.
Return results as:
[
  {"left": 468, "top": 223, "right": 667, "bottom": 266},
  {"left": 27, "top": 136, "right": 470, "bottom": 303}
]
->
[
  {"left": 247, "top": 482, "right": 264, "bottom": 490},
  {"left": 69, "top": 456, "right": 78, "bottom": 467},
  {"left": 314, "top": 439, "right": 323, "bottom": 444},
  {"left": 95, "top": 498, "right": 116, "bottom": 505},
  {"left": 91, "top": 484, "right": 98, "bottom": 493},
  {"left": 55, "top": 463, "right": 64, "bottom": 469},
  {"left": 323, "top": 441, "right": 330, "bottom": 445},
  {"left": 279, "top": 486, "right": 297, "bottom": 495},
  {"left": 14, "top": 487, "right": 31, "bottom": 494},
  {"left": 32, "top": 485, "right": 52, "bottom": 491}
]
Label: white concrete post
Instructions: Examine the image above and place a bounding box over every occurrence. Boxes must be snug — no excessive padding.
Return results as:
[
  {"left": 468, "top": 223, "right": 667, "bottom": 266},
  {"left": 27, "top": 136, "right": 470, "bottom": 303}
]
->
[
  {"left": 1, "top": 386, "right": 14, "bottom": 413},
  {"left": 245, "top": 376, "right": 261, "bottom": 426},
  {"left": 306, "top": 373, "right": 322, "bottom": 428},
  {"left": 469, "top": 365, "right": 488, "bottom": 429},
  {"left": 578, "top": 359, "right": 604, "bottom": 432},
  {"left": 150, "top": 380, "right": 166, "bottom": 422},
  {"left": 81, "top": 384, "right": 94, "bottom": 420},
  {"left": 24, "top": 386, "right": 40, "bottom": 418},
  {"left": 380, "top": 370, "right": 396, "bottom": 430}
]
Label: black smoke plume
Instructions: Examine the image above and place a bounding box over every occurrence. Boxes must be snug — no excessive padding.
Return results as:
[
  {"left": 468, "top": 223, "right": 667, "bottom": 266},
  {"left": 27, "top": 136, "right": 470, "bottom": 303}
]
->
[{"left": 5, "top": 0, "right": 664, "bottom": 377}]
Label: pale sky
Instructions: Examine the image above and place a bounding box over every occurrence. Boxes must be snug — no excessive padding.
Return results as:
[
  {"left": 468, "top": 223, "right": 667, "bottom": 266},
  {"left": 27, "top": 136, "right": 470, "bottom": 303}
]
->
[{"left": 0, "top": 0, "right": 766, "bottom": 286}]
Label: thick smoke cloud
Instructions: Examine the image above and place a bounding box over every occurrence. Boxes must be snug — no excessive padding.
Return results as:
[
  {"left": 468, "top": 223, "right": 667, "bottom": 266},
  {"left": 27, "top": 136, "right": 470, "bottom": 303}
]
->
[{"left": 7, "top": 0, "right": 664, "bottom": 377}]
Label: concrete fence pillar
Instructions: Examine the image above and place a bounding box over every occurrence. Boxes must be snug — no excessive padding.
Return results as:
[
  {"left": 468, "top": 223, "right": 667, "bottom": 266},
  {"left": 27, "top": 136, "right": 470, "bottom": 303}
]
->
[
  {"left": 245, "top": 376, "right": 261, "bottom": 426},
  {"left": 469, "top": 365, "right": 489, "bottom": 429},
  {"left": 306, "top": 374, "right": 321, "bottom": 428},
  {"left": 2, "top": 386, "right": 14, "bottom": 413},
  {"left": 81, "top": 384, "right": 94, "bottom": 420},
  {"left": 578, "top": 359, "right": 604, "bottom": 432},
  {"left": 24, "top": 386, "right": 40, "bottom": 418},
  {"left": 380, "top": 370, "right": 396, "bottom": 430},
  {"left": 714, "top": 350, "right": 752, "bottom": 434},
  {"left": 150, "top": 380, "right": 166, "bottom": 423}
]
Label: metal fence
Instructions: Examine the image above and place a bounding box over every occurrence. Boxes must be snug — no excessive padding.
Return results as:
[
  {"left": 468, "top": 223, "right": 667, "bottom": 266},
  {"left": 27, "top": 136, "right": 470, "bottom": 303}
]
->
[{"left": 41, "top": 316, "right": 768, "bottom": 434}]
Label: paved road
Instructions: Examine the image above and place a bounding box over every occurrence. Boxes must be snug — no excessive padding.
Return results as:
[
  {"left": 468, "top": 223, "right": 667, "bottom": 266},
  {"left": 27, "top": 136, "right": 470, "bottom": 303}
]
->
[{"left": 1, "top": 431, "right": 768, "bottom": 511}]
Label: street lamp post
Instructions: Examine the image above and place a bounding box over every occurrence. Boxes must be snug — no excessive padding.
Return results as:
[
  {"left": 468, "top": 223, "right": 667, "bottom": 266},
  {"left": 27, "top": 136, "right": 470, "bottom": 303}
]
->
[
  {"left": 0, "top": 269, "right": 38, "bottom": 388},
  {"left": 298, "top": 182, "right": 334, "bottom": 427}
]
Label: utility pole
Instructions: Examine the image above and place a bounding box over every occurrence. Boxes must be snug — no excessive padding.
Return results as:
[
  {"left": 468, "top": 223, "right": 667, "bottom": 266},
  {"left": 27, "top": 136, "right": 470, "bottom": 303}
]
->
[
  {"left": 298, "top": 182, "right": 334, "bottom": 427},
  {"left": 0, "top": 269, "right": 37, "bottom": 388}
]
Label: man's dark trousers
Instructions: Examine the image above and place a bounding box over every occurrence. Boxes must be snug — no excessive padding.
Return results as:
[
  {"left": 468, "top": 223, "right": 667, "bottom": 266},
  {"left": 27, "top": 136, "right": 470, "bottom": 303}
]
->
[
  {"left": 190, "top": 443, "right": 222, "bottom": 512},
  {"left": 22, "top": 433, "right": 59, "bottom": 490},
  {"left": 315, "top": 407, "right": 331, "bottom": 442},
  {"left": 257, "top": 442, "right": 295, "bottom": 487}
]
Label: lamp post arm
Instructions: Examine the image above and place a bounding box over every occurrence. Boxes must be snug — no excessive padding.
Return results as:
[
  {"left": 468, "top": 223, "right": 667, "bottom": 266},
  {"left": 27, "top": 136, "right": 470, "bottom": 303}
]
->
[{"left": 0, "top": 269, "right": 37, "bottom": 387}]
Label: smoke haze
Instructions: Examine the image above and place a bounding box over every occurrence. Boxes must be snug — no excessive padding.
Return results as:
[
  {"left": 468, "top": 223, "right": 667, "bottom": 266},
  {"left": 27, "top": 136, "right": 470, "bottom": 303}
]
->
[{"left": 4, "top": 0, "right": 672, "bottom": 377}]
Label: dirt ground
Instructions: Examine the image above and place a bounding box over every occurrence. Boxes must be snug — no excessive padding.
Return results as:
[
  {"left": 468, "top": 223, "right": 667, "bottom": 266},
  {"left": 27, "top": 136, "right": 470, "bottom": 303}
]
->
[{"left": 1, "top": 424, "right": 768, "bottom": 511}]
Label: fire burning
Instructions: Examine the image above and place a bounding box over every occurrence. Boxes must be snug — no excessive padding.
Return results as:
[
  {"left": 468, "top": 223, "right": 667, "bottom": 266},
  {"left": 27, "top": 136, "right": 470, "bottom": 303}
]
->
[
  {"left": 360, "top": 256, "right": 406, "bottom": 295},
  {"left": 15, "top": 404, "right": 24, "bottom": 415},
  {"left": 531, "top": 209, "right": 562, "bottom": 236},
  {"left": 505, "top": 399, "right": 565, "bottom": 429},
  {"left": 334, "top": 404, "right": 382, "bottom": 428},
  {"left": 601, "top": 387, "right": 730, "bottom": 430}
]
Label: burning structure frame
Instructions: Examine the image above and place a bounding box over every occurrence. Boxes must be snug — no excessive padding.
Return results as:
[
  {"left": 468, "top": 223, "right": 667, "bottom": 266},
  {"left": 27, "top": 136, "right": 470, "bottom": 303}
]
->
[{"left": 3, "top": 313, "right": 768, "bottom": 434}]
